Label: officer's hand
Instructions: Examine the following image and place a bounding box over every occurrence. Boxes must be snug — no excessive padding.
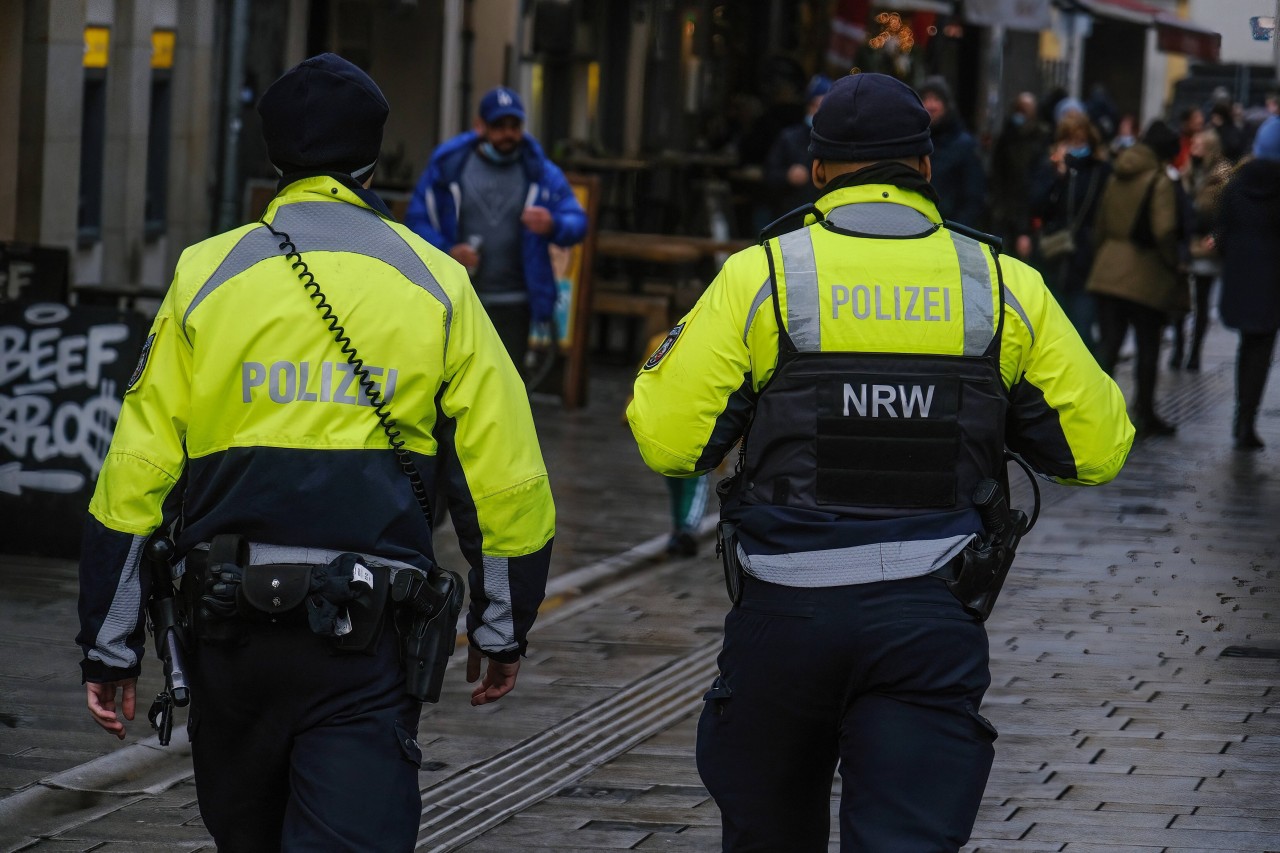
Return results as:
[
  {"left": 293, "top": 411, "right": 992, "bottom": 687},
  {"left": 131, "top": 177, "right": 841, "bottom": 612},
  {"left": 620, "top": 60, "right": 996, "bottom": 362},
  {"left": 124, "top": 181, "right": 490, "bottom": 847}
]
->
[
  {"left": 466, "top": 646, "right": 520, "bottom": 706},
  {"left": 520, "top": 206, "right": 554, "bottom": 236},
  {"left": 86, "top": 678, "right": 137, "bottom": 740},
  {"left": 449, "top": 243, "right": 480, "bottom": 268}
]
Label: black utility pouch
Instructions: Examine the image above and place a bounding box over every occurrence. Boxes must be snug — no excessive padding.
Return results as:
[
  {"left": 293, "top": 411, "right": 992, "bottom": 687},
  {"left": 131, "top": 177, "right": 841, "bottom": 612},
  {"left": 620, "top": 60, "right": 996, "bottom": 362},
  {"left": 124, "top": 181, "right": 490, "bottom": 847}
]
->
[
  {"left": 327, "top": 559, "right": 391, "bottom": 655},
  {"left": 240, "top": 564, "right": 311, "bottom": 616}
]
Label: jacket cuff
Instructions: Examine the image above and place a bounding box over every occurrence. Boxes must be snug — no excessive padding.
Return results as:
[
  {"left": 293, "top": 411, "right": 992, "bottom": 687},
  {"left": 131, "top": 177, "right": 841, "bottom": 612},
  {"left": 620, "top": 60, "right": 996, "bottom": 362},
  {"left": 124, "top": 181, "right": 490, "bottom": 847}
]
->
[
  {"left": 80, "top": 658, "right": 142, "bottom": 684},
  {"left": 469, "top": 638, "right": 523, "bottom": 664}
]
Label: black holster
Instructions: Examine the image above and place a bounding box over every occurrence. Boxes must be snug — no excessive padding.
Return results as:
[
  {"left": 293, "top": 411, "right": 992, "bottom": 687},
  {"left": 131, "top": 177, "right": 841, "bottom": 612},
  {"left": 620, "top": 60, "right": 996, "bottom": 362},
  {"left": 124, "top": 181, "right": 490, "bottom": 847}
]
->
[
  {"left": 716, "top": 521, "right": 744, "bottom": 606},
  {"left": 936, "top": 479, "right": 1028, "bottom": 621},
  {"left": 391, "top": 565, "right": 464, "bottom": 703}
]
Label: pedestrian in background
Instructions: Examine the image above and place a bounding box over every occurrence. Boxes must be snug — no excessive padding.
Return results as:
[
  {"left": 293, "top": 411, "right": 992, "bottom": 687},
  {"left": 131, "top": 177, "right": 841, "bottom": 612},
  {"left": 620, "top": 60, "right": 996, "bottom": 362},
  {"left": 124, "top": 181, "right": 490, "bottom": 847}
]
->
[
  {"left": 764, "top": 74, "right": 832, "bottom": 220},
  {"left": 1206, "top": 100, "right": 1246, "bottom": 164},
  {"left": 78, "top": 55, "right": 555, "bottom": 851},
  {"left": 918, "top": 75, "right": 987, "bottom": 227},
  {"left": 1031, "top": 108, "right": 1110, "bottom": 350},
  {"left": 627, "top": 72, "right": 1133, "bottom": 852},
  {"left": 1171, "top": 106, "right": 1203, "bottom": 173},
  {"left": 991, "top": 91, "right": 1051, "bottom": 260},
  {"left": 406, "top": 86, "right": 587, "bottom": 372},
  {"left": 1087, "top": 120, "right": 1186, "bottom": 438},
  {"left": 1171, "top": 127, "right": 1232, "bottom": 372},
  {"left": 1215, "top": 116, "right": 1280, "bottom": 451}
]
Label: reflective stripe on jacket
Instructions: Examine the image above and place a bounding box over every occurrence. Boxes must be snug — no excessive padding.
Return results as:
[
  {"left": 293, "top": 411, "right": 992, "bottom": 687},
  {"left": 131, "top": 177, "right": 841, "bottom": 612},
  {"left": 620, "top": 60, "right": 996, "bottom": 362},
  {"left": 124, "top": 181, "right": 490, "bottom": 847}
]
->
[
  {"left": 77, "top": 176, "right": 554, "bottom": 682},
  {"left": 627, "top": 182, "right": 1134, "bottom": 582}
]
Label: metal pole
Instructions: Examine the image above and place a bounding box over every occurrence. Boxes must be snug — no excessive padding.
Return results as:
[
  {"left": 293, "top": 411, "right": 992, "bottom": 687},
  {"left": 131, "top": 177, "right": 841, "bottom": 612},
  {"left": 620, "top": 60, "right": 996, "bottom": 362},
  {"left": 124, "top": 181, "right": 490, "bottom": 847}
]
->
[
  {"left": 986, "top": 23, "right": 1005, "bottom": 143},
  {"left": 440, "top": 0, "right": 463, "bottom": 141},
  {"left": 1273, "top": 0, "right": 1280, "bottom": 82},
  {"left": 216, "top": 0, "right": 250, "bottom": 233}
]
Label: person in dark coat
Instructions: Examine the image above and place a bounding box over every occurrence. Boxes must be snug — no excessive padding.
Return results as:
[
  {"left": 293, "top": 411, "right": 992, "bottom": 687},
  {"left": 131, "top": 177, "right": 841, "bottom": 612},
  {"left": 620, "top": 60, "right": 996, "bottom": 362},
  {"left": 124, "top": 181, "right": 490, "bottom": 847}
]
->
[
  {"left": 918, "top": 76, "right": 986, "bottom": 226},
  {"left": 1215, "top": 117, "right": 1280, "bottom": 450},
  {"left": 1030, "top": 110, "right": 1111, "bottom": 350},
  {"left": 764, "top": 75, "right": 832, "bottom": 220},
  {"left": 992, "top": 92, "right": 1051, "bottom": 259}
]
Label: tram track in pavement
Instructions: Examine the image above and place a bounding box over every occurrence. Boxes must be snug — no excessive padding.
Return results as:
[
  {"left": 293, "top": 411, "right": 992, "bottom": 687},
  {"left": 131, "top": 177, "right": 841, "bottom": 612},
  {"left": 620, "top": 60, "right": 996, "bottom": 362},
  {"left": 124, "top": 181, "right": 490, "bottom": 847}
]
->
[
  {"left": 414, "top": 639, "right": 719, "bottom": 851},
  {"left": 413, "top": 515, "right": 722, "bottom": 851}
]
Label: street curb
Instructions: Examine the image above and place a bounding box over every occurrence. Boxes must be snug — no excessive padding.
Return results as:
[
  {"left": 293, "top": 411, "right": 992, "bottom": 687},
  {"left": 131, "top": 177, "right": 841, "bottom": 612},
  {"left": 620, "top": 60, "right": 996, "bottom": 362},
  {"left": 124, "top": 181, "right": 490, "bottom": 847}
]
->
[
  {"left": 0, "top": 520, "right": 717, "bottom": 844},
  {"left": 0, "top": 731, "right": 193, "bottom": 853}
]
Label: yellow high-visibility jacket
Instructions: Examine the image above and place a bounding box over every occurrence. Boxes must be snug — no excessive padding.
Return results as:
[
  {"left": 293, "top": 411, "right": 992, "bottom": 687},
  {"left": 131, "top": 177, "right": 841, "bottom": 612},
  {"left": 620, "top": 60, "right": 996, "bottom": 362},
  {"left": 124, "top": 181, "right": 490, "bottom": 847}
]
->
[
  {"left": 628, "top": 181, "right": 1133, "bottom": 581},
  {"left": 77, "top": 176, "right": 554, "bottom": 682}
]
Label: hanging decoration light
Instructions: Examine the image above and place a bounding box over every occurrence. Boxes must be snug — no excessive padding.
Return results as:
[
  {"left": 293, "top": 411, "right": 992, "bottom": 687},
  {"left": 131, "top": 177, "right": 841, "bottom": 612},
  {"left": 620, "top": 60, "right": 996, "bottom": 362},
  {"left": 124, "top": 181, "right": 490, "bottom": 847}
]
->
[{"left": 868, "top": 11, "right": 915, "bottom": 53}]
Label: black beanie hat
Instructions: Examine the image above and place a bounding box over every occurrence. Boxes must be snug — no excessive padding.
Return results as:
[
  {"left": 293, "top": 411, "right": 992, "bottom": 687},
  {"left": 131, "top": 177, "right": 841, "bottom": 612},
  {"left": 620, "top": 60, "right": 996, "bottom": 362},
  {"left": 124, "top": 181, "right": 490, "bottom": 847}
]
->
[
  {"left": 1140, "top": 119, "right": 1180, "bottom": 163},
  {"left": 809, "top": 73, "right": 934, "bottom": 163},
  {"left": 258, "top": 53, "right": 389, "bottom": 181}
]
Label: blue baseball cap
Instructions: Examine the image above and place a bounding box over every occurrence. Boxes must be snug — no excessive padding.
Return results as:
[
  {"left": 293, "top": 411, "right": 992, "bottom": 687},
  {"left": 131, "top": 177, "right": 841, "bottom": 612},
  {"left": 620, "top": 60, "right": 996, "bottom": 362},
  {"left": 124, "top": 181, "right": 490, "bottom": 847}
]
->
[
  {"left": 479, "top": 87, "right": 525, "bottom": 124},
  {"left": 806, "top": 75, "right": 833, "bottom": 102}
]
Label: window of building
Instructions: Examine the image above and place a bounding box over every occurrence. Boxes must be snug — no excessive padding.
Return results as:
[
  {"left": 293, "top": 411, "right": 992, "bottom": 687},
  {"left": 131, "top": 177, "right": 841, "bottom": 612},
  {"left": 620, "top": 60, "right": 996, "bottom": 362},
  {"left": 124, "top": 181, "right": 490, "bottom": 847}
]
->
[
  {"left": 145, "top": 30, "right": 176, "bottom": 239},
  {"left": 78, "top": 26, "right": 110, "bottom": 244}
]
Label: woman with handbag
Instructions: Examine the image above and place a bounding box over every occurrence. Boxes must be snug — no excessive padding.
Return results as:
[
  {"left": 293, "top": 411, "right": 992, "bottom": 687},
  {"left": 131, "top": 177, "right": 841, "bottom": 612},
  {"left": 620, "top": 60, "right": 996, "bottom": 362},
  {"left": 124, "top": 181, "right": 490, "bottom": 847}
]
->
[
  {"left": 1031, "top": 111, "right": 1110, "bottom": 349},
  {"left": 1086, "top": 120, "right": 1186, "bottom": 439}
]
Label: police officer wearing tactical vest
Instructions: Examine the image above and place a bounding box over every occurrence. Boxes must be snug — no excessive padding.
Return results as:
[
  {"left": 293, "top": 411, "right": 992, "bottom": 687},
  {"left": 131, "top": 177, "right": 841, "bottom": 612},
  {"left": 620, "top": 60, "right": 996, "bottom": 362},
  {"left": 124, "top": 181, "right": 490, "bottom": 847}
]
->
[
  {"left": 628, "top": 73, "right": 1134, "bottom": 851},
  {"left": 76, "top": 54, "right": 554, "bottom": 852}
]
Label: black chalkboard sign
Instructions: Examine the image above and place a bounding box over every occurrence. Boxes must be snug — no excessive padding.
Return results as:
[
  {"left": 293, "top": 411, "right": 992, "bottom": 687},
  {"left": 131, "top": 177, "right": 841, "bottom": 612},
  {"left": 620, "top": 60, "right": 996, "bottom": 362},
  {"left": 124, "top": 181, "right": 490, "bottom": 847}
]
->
[
  {"left": 0, "top": 302, "right": 148, "bottom": 557},
  {"left": 0, "top": 242, "right": 70, "bottom": 304}
]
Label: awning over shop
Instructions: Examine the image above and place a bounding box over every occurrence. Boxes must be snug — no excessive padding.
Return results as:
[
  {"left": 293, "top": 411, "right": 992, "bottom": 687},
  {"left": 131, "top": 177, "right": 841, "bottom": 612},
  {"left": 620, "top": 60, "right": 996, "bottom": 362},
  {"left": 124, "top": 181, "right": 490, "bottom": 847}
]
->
[
  {"left": 1073, "top": 0, "right": 1221, "bottom": 62},
  {"left": 879, "top": 1, "right": 954, "bottom": 13},
  {"left": 964, "top": 0, "right": 1052, "bottom": 32}
]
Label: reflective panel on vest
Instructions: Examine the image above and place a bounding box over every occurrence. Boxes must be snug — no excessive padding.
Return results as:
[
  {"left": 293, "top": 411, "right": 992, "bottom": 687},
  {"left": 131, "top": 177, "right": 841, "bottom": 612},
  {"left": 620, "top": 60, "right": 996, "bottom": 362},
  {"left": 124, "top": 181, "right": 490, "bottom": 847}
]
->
[
  {"left": 777, "top": 228, "right": 820, "bottom": 351},
  {"left": 826, "top": 203, "right": 936, "bottom": 237},
  {"left": 818, "top": 372, "right": 960, "bottom": 508},
  {"left": 185, "top": 202, "right": 453, "bottom": 347},
  {"left": 776, "top": 222, "right": 994, "bottom": 356},
  {"left": 948, "top": 231, "right": 994, "bottom": 357}
]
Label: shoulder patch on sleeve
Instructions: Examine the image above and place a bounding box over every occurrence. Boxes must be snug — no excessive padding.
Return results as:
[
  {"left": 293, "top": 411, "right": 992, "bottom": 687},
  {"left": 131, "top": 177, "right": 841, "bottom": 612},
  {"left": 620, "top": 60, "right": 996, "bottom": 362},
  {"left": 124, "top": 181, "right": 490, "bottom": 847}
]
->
[
  {"left": 643, "top": 322, "right": 685, "bottom": 370},
  {"left": 126, "top": 332, "right": 156, "bottom": 392}
]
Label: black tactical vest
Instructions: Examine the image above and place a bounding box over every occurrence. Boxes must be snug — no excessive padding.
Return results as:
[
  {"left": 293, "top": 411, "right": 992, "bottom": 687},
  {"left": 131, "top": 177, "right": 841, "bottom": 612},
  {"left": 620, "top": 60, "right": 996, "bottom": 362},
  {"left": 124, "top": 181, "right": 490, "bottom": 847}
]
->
[{"left": 725, "top": 218, "right": 1009, "bottom": 524}]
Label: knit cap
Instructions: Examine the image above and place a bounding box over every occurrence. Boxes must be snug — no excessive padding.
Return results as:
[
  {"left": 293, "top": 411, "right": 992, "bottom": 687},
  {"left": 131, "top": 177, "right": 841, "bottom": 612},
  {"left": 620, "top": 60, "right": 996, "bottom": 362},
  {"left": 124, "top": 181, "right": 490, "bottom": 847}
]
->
[
  {"left": 258, "top": 53, "right": 389, "bottom": 181},
  {"left": 808, "top": 73, "right": 933, "bottom": 162}
]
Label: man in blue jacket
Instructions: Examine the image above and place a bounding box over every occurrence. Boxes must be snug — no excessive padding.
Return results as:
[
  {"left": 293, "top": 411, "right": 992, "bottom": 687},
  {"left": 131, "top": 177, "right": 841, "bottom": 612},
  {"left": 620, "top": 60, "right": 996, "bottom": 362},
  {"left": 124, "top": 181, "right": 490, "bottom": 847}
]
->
[{"left": 406, "top": 87, "right": 587, "bottom": 370}]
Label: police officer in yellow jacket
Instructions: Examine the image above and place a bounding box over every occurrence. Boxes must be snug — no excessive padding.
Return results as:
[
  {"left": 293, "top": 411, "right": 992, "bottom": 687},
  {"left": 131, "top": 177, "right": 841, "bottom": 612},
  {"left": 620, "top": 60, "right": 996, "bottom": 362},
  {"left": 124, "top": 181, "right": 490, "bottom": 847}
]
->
[
  {"left": 628, "top": 73, "right": 1133, "bottom": 852},
  {"left": 76, "top": 55, "right": 554, "bottom": 852}
]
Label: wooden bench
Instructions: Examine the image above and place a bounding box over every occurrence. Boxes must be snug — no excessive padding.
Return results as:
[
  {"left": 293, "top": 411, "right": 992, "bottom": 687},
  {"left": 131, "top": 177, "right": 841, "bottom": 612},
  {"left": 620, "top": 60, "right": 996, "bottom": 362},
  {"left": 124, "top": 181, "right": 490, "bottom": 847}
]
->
[{"left": 591, "top": 290, "right": 672, "bottom": 354}]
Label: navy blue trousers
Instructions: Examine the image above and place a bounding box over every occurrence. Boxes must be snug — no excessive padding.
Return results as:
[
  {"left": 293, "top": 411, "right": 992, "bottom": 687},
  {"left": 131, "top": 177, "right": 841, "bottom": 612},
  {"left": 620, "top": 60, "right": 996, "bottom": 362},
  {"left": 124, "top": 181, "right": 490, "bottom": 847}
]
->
[
  {"left": 697, "top": 573, "right": 996, "bottom": 852},
  {"left": 188, "top": 619, "right": 422, "bottom": 852}
]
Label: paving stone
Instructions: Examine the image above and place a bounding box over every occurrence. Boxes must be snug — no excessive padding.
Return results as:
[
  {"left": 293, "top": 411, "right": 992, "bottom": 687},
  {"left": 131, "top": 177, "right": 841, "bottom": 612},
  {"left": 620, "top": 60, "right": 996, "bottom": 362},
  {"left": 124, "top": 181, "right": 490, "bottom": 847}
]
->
[{"left": 4, "top": 323, "right": 1280, "bottom": 851}]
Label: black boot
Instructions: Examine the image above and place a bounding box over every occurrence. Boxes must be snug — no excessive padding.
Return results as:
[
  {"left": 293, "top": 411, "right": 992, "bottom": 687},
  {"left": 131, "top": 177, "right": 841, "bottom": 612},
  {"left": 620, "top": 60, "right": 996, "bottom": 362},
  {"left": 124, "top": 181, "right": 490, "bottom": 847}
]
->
[
  {"left": 1235, "top": 408, "right": 1264, "bottom": 451},
  {"left": 1168, "top": 324, "right": 1185, "bottom": 370}
]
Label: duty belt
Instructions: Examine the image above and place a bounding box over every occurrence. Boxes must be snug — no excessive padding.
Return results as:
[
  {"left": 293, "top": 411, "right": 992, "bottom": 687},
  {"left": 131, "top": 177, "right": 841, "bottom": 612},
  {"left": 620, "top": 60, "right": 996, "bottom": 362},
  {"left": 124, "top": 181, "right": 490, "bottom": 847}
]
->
[{"left": 182, "top": 534, "right": 391, "bottom": 651}]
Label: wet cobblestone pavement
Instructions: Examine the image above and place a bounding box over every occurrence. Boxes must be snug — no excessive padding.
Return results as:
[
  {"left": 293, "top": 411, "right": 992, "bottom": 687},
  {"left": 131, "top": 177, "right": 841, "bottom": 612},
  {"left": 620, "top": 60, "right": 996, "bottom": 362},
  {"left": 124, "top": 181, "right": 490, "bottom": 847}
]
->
[{"left": 2, "top": 319, "right": 1279, "bottom": 852}]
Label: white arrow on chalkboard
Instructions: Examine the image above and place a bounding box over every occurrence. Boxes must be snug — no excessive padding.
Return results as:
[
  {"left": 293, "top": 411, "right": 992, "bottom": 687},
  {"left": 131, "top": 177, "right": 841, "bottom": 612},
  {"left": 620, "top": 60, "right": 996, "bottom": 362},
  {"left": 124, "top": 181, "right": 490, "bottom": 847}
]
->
[{"left": 0, "top": 463, "right": 86, "bottom": 496}]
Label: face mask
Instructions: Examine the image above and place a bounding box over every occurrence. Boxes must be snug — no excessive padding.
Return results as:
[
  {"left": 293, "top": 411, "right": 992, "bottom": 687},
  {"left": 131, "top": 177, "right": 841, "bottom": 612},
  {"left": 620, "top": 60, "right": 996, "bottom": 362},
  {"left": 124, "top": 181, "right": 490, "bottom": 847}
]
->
[
  {"left": 804, "top": 114, "right": 814, "bottom": 128},
  {"left": 1068, "top": 144, "right": 1092, "bottom": 159},
  {"left": 1011, "top": 113, "right": 1026, "bottom": 127},
  {"left": 479, "top": 141, "right": 520, "bottom": 164}
]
